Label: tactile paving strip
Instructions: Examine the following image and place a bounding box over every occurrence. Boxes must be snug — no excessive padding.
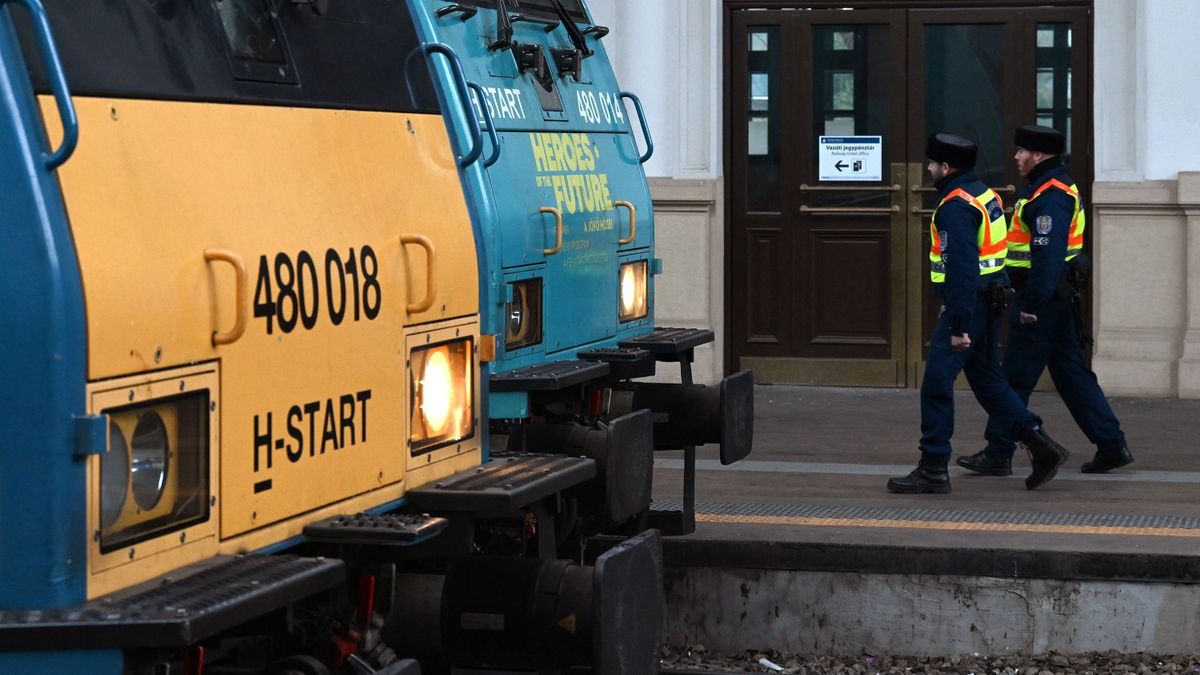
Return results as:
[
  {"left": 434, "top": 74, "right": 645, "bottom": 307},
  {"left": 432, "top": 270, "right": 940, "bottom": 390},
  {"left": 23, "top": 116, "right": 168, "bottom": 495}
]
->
[{"left": 655, "top": 500, "right": 1200, "bottom": 537}]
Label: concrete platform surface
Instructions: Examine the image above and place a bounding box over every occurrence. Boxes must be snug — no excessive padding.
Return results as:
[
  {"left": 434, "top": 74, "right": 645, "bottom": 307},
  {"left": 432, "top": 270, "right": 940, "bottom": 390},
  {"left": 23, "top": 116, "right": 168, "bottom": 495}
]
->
[{"left": 649, "top": 386, "right": 1200, "bottom": 579}]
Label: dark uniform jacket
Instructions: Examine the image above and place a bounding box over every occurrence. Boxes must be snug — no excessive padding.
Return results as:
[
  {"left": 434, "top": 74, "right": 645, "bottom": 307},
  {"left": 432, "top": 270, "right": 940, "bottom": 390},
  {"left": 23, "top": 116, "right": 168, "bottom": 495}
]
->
[
  {"left": 932, "top": 169, "right": 1010, "bottom": 337},
  {"left": 1016, "top": 158, "right": 1076, "bottom": 314}
]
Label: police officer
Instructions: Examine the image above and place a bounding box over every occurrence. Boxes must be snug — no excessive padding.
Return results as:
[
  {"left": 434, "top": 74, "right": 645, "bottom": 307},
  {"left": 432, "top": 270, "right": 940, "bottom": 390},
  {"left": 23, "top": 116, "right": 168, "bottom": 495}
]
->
[
  {"left": 888, "top": 133, "right": 1070, "bottom": 494},
  {"left": 958, "top": 125, "right": 1133, "bottom": 477}
]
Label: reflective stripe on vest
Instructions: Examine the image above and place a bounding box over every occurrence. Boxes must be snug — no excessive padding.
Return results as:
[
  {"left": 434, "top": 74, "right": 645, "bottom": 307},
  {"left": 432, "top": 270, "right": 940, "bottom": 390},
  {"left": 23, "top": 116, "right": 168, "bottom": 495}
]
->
[
  {"left": 929, "top": 187, "right": 1008, "bottom": 283},
  {"left": 1006, "top": 178, "right": 1086, "bottom": 268}
]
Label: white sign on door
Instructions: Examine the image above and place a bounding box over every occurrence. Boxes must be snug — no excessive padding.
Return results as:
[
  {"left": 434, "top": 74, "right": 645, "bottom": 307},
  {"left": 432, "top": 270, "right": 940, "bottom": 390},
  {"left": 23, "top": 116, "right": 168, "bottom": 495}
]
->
[{"left": 818, "top": 135, "right": 883, "bottom": 182}]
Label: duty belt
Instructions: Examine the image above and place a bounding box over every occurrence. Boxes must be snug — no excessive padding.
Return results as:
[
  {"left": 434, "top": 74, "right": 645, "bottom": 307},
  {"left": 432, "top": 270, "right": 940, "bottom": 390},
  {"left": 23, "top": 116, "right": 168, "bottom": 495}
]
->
[{"left": 931, "top": 259, "right": 1003, "bottom": 274}]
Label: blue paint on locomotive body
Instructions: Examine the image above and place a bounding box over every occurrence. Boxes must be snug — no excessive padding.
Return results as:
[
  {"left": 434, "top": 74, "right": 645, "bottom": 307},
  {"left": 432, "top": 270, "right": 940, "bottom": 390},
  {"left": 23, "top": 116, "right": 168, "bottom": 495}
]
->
[
  {"left": 407, "top": 0, "right": 656, "bottom": 417},
  {"left": 0, "top": 1, "right": 88, "bottom": 610}
]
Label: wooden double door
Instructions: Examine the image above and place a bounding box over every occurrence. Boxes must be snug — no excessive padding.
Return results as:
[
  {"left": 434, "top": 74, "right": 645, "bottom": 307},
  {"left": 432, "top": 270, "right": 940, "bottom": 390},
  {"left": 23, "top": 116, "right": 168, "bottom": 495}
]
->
[{"left": 727, "top": 4, "right": 1090, "bottom": 386}]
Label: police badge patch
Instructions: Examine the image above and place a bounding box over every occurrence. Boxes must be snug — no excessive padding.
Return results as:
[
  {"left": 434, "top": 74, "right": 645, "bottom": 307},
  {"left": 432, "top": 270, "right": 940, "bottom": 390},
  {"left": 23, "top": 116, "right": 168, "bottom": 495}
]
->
[
  {"left": 939, "top": 232, "right": 948, "bottom": 252},
  {"left": 987, "top": 199, "right": 1004, "bottom": 221},
  {"left": 1036, "top": 215, "right": 1053, "bottom": 234}
]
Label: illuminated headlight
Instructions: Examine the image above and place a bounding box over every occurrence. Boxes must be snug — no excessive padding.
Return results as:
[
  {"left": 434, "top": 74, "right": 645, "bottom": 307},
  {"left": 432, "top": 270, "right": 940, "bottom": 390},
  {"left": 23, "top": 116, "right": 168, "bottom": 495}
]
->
[
  {"left": 505, "top": 278, "right": 543, "bottom": 350},
  {"left": 410, "top": 338, "right": 475, "bottom": 453},
  {"left": 100, "top": 392, "right": 210, "bottom": 552},
  {"left": 619, "top": 260, "right": 649, "bottom": 323}
]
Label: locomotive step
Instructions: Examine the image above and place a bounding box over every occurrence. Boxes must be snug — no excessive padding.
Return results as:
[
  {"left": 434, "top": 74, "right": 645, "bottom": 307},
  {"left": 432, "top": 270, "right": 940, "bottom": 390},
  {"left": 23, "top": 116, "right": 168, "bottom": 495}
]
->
[
  {"left": 577, "top": 346, "right": 656, "bottom": 379},
  {"left": 406, "top": 453, "right": 596, "bottom": 513},
  {"left": 0, "top": 555, "right": 343, "bottom": 650},
  {"left": 619, "top": 327, "right": 715, "bottom": 355},
  {"left": 303, "top": 512, "right": 449, "bottom": 546},
  {"left": 490, "top": 359, "right": 610, "bottom": 392}
]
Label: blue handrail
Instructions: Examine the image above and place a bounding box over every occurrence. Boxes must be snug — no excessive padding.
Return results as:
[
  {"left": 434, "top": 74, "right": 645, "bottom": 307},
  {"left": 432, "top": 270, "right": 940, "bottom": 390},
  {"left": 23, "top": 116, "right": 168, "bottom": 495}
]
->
[
  {"left": 466, "top": 80, "right": 500, "bottom": 168},
  {"left": 3, "top": 0, "right": 77, "bottom": 169},
  {"left": 419, "top": 42, "right": 482, "bottom": 167},
  {"left": 619, "top": 90, "right": 653, "bottom": 164}
]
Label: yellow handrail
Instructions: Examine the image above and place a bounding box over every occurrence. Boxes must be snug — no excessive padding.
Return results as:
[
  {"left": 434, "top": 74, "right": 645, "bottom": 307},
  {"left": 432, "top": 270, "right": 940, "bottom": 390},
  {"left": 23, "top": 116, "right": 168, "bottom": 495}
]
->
[{"left": 203, "top": 248, "right": 247, "bottom": 346}]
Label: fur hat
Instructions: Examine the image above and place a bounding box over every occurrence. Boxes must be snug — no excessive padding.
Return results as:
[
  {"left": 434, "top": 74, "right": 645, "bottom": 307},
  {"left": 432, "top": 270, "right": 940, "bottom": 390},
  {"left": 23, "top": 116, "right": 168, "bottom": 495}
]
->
[
  {"left": 1014, "top": 124, "right": 1066, "bottom": 154},
  {"left": 926, "top": 133, "right": 977, "bottom": 169}
]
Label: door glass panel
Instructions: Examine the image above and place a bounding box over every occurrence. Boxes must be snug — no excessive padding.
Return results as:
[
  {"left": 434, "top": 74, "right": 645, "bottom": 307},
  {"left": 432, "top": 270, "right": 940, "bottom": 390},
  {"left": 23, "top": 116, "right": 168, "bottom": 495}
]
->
[
  {"left": 1036, "top": 23, "right": 1073, "bottom": 166},
  {"left": 747, "top": 27, "right": 781, "bottom": 212},
  {"left": 924, "top": 24, "right": 1005, "bottom": 187},
  {"left": 812, "top": 24, "right": 892, "bottom": 208}
]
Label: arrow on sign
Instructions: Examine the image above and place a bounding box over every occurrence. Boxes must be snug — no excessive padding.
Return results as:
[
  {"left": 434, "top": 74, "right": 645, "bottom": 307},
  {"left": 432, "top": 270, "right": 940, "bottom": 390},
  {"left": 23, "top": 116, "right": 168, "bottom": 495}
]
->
[{"left": 835, "top": 160, "right": 848, "bottom": 172}]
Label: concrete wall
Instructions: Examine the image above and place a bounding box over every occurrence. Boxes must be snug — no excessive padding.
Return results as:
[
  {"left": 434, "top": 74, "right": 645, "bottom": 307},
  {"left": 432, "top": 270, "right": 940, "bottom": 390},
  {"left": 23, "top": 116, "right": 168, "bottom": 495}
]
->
[
  {"left": 1092, "top": 0, "right": 1200, "bottom": 396},
  {"left": 589, "top": 0, "right": 725, "bottom": 385},
  {"left": 664, "top": 567, "right": 1200, "bottom": 656}
]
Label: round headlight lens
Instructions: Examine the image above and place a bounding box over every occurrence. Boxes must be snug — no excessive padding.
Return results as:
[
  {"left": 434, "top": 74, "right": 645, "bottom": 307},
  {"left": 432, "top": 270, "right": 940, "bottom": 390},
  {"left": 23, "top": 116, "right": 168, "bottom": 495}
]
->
[
  {"left": 131, "top": 412, "right": 170, "bottom": 511},
  {"left": 100, "top": 420, "right": 129, "bottom": 530},
  {"left": 420, "top": 349, "right": 453, "bottom": 435},
  {"left": 621, "top": 264, "right": 637, "bottom": 315}
]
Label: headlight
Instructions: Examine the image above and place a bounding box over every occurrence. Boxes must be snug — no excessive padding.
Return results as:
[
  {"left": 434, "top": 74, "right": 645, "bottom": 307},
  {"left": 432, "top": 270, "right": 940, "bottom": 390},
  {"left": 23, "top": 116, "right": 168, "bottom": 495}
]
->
[
  {"left": 505, "top": 278, "right": 543, "bottom": 350},
  {"left": 619, "top": 261, "right": 649, "bottom": 322},
  {"left": 100, "top": 421, "right": 129, "bottom": 530},
  {"left": 101, "top": 393, "right": 210, "bottom": 553},
  {"left": 410, "top": 338, "right": 475, "bottom": 453}
]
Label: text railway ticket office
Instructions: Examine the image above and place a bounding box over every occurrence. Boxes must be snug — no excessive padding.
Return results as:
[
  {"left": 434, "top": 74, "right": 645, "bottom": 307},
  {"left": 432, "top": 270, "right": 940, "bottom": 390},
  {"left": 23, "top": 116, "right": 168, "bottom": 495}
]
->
[{"left": 725, "top": 0, "right": 1089, "bottom": 386}]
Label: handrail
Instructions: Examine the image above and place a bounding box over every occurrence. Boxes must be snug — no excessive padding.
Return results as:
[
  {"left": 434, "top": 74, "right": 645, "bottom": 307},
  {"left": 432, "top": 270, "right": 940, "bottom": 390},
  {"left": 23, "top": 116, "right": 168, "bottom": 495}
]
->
[
  {"left": 615, "top": 200, "right": 636, "bottom": 245},
  {"left": 618, "top": 91, "right": 653, "bottom": 164},
  {"left": 203, "top": 249, "right": 247, "bottom": 346},
  {"left": 400, "top": 234, "right": 438, "bottom": 313},
  {"left": 540, "top": 206, "right": 563, "bottom": 255},
  {"left": 800, "top": 205, "right": 900, "bottom": 215},
  {"left": 418, "top": 43, "right": 482, "bottom": 167},
  {"left": 3, "top": 0, "right": 78, "bottom": 169},
  {"left": 800, "top": 184, "right": 900, "bottom": 192},
  {"left": 465, "top": 81, "right": 500, "bottom": 168}
]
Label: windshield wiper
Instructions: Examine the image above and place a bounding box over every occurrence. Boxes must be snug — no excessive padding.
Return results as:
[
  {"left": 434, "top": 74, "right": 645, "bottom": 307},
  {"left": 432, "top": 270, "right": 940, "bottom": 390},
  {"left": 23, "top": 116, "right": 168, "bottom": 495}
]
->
[
  {"left": 548, "top": 0, "right": 591, "bottom": 58},
  {"left": 489, "top": 0, "right": 514, "bottom": 51}
]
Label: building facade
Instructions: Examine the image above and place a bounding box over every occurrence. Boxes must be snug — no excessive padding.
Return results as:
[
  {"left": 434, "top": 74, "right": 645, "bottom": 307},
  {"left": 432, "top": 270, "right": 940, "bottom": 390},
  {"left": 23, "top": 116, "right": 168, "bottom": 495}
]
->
[{"left": 589, "top": 0, "right": 1200, "bottom": 397}]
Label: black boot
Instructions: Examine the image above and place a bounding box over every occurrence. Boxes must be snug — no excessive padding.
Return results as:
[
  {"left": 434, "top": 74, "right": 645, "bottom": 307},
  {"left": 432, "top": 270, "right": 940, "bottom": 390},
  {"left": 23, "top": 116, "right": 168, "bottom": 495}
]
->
[
  {"left": 1020, "top": 426, "right": 1069, "bottom": 490},
  {"left": 887, "top": 454, "right": 950, "bottom": 494},
  {"left": 956, "top": 449, "right": 1013, "bottom": 476},
  {"left": 1081, "top": 446, "right": 1133, "bottom": 473}
]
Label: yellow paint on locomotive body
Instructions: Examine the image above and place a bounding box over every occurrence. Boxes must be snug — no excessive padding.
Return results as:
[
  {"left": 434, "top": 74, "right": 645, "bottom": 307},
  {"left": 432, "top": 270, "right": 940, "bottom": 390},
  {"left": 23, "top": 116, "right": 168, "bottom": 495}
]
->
[{"left": 42, "top": 97, "right": 483, "bottom": 597}]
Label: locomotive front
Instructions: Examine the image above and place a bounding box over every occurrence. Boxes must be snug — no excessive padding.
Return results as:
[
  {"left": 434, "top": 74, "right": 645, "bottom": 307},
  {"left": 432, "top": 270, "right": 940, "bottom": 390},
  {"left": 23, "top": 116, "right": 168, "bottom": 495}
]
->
[
  {"left": 0, "top": 1, "right": 661, "bottom": 673},
  {"left": 408, "top": 0, "right": 755, "bottom": 537}
]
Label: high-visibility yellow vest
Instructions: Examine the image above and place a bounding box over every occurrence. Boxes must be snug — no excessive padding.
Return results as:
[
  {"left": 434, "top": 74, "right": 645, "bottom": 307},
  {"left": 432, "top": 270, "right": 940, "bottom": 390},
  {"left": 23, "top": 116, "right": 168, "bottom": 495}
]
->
[
  {"left": 929, "top": 186, "right": 1008, "bottom": 283},
  {"left": 1006, "top": 178, "right": 1085, "bottom": 268}
]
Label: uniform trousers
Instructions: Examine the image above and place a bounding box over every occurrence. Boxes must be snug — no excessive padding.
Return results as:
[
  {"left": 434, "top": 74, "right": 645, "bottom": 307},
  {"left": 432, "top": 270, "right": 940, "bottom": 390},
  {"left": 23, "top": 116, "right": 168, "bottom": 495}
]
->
[
  {"left": 982, "top": 294, "right": 1126, "bottom": 456},
  {"left": 921, "top": 292, "right": 1040, "bottom": 456}
]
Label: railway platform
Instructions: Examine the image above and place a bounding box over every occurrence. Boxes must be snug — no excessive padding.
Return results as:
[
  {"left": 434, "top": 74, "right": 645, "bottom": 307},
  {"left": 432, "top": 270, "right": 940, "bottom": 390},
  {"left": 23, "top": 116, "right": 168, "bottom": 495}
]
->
[{"left": 633, "top": 385, "right": 1200, "bottom": 657}]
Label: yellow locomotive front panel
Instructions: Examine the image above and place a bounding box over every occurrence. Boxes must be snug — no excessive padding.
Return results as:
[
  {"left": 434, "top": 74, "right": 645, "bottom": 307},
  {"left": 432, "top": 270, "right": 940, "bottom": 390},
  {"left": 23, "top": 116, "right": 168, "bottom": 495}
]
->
[{"left": 43, "top": 97, "right": 481, "bottom": 595}]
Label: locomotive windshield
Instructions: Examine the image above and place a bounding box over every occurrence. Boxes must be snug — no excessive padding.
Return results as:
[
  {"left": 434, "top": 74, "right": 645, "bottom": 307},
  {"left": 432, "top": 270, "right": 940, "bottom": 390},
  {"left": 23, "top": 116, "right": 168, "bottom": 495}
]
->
[
  {"left": 18, "top": 0, "right": 440, "bottom": 113},
  {"left": 456, "top": 0, "right": 590, "bottom": 23}
]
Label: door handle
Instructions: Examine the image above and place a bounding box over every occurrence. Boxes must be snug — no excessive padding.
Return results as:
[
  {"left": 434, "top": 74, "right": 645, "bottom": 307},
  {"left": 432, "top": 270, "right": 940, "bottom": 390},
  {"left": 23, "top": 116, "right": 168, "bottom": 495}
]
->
[
  {"left": 540, "top": 206, "right": 563, "bottom": 255},
  {"left": 400, "top": 234, "right": 437, "bottom": 313},
  {"left": 203, "top": 249, "right": 247, "bottom": 346},
  {"left": 615, "top": 200, "right": 636, "bottom": 245}
]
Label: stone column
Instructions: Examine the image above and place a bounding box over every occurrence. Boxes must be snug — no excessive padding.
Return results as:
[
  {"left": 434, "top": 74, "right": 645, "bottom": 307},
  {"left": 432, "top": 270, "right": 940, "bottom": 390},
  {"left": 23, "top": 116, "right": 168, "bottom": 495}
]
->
[{"left": 1177, "top": 173, "right": 1200, "bottom": 397}]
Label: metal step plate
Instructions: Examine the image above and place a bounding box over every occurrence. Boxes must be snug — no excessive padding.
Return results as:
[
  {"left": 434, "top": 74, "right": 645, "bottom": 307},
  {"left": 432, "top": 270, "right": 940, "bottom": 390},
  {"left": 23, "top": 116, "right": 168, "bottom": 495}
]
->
[
  {"left": 406, "top": 453, "right": 596, "bottom": 513},
  {"left": 577, "top": 346, "right": 656, "bottom": 380},
  {"left": 619, "top": 327, "right": 714, "bottom": 355},
  {"left": 0, "top": 554, "right": 344, "bottom": 650},
  {"left": 303, "top": 512, "right": 448, "bottom": 546},
  {"left": 491, "top": 360, "right": 610, "bottom": 392}
]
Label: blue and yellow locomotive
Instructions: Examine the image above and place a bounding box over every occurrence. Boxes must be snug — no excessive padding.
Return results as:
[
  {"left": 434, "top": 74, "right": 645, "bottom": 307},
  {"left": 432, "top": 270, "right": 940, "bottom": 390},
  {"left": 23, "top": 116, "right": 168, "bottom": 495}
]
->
[
  {"left": 0, "top": 0, "right": 748, "bottom": 672},
  {"left": 407, "top": 0, "right": 753, "bottom": 537}
]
